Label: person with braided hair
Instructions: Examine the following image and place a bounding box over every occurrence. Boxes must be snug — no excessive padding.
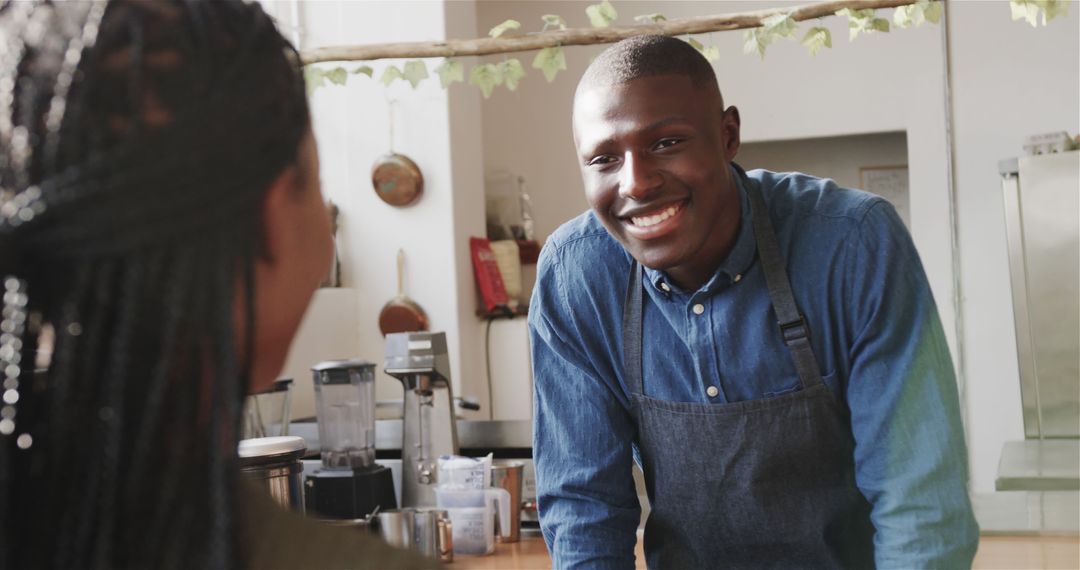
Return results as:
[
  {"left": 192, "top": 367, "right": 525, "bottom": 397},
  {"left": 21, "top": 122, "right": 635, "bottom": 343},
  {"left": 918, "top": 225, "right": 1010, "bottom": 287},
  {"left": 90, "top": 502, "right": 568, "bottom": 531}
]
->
[{"left": 0, "top": 1, "right": 435, "bottom": 568}]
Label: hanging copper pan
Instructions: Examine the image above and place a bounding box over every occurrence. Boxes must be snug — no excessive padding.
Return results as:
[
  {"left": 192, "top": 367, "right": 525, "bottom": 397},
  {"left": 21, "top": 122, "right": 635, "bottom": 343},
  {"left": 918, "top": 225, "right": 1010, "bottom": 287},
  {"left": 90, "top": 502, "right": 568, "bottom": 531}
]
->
[
  {"left": 378, "top": 249, "right": 429, "bottom": 336},
  {"left": 372, "top": 153, "right": 423, "bottom": 207}
]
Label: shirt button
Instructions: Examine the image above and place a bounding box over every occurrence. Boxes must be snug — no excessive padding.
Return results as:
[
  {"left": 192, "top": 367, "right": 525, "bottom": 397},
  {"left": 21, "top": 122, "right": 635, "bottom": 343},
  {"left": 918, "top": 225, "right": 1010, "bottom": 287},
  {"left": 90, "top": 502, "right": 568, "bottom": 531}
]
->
[
  {"left": 706, "top": 386, "right": 719, "bottom": 398},
  {"left": 733, "top": 274, "right": 742, "bottom": 283},
  {"left": 692, "top": 303, "right": 705, "bottom": 315},
  {"left": 659, "top": 282, "right": 670, "bottom": 292}
]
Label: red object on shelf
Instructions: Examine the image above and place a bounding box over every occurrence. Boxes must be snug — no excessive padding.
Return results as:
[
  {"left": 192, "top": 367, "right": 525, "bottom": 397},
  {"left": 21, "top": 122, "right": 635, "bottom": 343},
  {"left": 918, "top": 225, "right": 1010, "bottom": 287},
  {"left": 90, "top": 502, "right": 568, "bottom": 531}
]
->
[
  {"left": 470, "top": 237, "right": 510, "bottom": 314},
  {"left": 516, "top": 240, "right": 540, "bottom": 265}
]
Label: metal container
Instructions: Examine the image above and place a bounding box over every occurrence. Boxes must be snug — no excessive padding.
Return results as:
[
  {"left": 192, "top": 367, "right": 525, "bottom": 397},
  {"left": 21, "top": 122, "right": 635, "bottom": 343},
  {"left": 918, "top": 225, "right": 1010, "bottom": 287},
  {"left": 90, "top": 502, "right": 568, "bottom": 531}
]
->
[
  {"left": 376, "top": 509, "right": 415, "bottom": 550},
  {"left": 238, "top": 436, "right": 307, "bottom": 512},
  {"left": 492, "top": 460, "right": 525, "bottom": 542}
]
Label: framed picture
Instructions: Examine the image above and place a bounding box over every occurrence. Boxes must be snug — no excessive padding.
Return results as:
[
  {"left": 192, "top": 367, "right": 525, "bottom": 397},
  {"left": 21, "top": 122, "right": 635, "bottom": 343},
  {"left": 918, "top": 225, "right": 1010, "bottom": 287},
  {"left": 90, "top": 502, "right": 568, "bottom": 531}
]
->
[{"left": 859, "top": 165, "right": 910, "bottom": 227}]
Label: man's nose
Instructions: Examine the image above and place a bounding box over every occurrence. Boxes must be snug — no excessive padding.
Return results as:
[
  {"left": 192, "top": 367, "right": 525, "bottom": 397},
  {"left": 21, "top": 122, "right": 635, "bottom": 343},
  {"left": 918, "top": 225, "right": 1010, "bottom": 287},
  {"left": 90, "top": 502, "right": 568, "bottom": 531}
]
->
[{"left": 619, "top": 153, "right": 662, "bottom": 200}]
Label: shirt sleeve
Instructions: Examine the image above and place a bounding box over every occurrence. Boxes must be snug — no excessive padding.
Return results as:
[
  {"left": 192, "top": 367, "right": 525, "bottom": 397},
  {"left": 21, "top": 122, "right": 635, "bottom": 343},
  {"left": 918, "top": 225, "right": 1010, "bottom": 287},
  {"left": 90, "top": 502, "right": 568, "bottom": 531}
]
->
[
  {"left": 528, "top": 245, "right": 641, "bottom": 570},
  {"left": 844, "top": 200, "right": 980, "bottom": 568}
]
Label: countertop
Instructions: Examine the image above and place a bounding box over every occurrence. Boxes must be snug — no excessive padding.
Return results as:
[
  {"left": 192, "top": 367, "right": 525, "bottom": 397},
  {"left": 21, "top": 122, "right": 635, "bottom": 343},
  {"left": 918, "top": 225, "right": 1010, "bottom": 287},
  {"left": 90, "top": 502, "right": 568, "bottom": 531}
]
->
[
  {"left": 447, "top": 535, "right": 1080, "bottom": 569},
  {"left": 448, "top": 534, "right": 646, "bottom": 570}
]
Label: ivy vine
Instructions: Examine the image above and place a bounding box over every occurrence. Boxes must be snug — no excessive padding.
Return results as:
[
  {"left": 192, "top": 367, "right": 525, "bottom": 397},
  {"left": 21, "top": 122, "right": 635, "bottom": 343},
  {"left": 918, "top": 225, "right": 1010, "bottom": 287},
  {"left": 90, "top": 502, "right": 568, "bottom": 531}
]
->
[{"left": 303, "top": 0, "right": 1069, "bottom": 98}]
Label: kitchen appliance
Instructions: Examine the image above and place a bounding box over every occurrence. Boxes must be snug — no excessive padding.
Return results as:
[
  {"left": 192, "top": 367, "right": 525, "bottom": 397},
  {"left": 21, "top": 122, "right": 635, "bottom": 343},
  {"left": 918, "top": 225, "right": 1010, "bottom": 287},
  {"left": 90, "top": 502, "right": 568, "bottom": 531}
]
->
[
  {"left": 999, "top": 151, "right": 1079, "bottom": 440},
  {"left": 242, "top": 377, "right": 293, "bottom": 439},
  {"left": 384, "top": 331, "right": 460, "bottom": 507},
  {"left": 304, "top": 359, "right": 397, "bottom": 519},
  {"left": 238, "top": 436, "right": 307, "bottom": 512}
]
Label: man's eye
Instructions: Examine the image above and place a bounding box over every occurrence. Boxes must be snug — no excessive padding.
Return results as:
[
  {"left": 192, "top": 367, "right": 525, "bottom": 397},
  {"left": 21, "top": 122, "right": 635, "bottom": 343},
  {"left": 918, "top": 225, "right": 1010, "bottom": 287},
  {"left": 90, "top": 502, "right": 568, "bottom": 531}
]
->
[
  {"left": 586, "top": 155, "right": 617, "bottom": 167},
  {"left": 653, "top": 138, "right": 683, "bottom": 151}
]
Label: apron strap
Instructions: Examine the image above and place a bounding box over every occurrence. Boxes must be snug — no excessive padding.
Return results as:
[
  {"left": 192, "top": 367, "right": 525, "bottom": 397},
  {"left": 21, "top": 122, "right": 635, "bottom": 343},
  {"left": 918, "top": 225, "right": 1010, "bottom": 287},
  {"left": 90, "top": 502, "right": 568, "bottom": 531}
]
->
[
  {"left": 743, "top": 169, "right": 824, "bottom": 389},
  {"left": 622, "top": 261, "right": 645, "bottom": 395}
]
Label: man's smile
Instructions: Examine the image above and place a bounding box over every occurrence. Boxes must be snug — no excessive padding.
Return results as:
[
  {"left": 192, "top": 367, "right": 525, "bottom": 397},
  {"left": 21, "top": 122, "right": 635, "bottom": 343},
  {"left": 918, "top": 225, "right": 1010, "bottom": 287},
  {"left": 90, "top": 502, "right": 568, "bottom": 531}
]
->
[{"left": 620, "top": 199, "right": 687, "bottom": 240}]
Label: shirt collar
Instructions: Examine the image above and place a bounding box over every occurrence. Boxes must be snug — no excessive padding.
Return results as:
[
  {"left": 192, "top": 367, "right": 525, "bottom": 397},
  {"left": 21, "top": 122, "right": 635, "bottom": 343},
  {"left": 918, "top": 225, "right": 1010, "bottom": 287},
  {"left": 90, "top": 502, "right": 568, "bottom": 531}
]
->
[{"left": 644, "top": 165, "right": 758, "bottom": 296}]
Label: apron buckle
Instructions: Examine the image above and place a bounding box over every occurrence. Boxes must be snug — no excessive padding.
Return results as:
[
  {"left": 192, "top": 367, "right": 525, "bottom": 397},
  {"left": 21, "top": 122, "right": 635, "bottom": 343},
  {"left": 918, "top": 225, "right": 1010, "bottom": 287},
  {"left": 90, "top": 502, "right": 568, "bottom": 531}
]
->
[{"left": 779, "top": 315, "right": 810, "bottom": 344}]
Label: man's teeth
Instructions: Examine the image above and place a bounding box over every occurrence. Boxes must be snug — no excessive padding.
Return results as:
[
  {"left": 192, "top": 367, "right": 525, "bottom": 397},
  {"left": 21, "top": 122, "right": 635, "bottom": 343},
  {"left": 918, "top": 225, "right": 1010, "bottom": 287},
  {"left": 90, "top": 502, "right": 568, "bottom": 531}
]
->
[{"left": 631, "top": 204, "right": 680, "bottom": 227}]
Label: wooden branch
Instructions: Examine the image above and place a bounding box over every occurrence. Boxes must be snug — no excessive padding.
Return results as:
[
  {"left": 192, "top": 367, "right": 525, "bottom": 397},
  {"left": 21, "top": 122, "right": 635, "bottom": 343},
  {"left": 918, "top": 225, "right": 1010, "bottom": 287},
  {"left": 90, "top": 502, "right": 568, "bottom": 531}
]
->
[{"left": 301, "top": 0, "right": 918, "bottom": 65}]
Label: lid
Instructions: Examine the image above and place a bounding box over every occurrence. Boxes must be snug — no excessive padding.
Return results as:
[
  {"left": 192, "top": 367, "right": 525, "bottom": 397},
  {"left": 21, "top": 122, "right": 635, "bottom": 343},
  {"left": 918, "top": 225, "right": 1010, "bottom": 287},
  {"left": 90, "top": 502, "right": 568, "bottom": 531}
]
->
[
  {"left": 312, "top": 359, "right": 375, "bottom": 386},
  {"left": 252, "top": 377, "right": 293, "bottom": 395},
  {"left": 238, "top": 436, "right": 306, "bottom": 459}
]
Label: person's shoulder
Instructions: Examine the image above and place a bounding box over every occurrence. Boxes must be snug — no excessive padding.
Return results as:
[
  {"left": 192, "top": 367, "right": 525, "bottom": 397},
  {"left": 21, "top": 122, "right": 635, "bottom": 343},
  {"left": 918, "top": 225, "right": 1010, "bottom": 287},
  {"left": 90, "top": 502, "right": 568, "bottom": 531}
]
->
[
  {"left": 538, "top": 209, "right": 628, "bottom": 271},
  {"left": 750, "top": 168, "right": 887, "bottom": 226}
]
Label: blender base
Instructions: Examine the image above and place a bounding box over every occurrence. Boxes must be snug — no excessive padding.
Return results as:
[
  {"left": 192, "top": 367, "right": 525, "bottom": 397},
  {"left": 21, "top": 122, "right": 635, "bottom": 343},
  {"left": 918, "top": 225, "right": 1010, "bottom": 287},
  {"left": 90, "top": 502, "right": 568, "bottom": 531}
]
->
[{"left": 304, "top": 465, "right": 397, "bottom": 519}]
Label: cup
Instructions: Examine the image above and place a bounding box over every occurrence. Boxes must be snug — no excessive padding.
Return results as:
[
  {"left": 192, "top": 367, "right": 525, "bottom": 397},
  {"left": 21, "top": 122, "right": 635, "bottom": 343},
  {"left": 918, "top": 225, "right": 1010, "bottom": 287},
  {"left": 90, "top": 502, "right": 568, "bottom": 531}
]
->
[
  {"left": 491, "top": 460, "right": 525, "bottom": 542},
  {"left": 414, "top": 508, "right": 453, "bottom": 562},
  {"left": 376, "top": 509, "right": 415, "bottom": 550},
  {"left": 435, "top": 487, "right": 511, "bottom": 555}
]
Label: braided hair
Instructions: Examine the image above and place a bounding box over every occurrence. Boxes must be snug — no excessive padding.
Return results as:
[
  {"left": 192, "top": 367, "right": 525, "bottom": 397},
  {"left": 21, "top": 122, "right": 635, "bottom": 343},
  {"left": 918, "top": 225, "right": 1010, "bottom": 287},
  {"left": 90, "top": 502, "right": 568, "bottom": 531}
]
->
[{"left": 0, "top": 1, "right": 310, "bottom": 567}]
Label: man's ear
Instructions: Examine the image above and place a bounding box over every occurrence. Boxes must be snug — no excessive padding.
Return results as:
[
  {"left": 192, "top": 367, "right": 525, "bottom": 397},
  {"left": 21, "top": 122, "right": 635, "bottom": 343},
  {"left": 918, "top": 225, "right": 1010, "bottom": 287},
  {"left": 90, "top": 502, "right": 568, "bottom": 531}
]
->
[
  {"left": 259, "top": 165, "right": 298, "bottom": 265},
  {"left": 721, "top": 106, "right": 741, "bottom": 161}
]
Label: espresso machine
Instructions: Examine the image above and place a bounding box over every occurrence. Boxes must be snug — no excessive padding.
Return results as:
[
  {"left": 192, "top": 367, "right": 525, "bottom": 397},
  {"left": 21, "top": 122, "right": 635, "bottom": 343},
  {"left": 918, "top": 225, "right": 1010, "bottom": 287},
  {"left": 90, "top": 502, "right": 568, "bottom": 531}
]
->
[
  {"left": 384, "top": 332, "right": 460, "bottom": 507},
  {"left": 304, "top": 359, "right": 397, "bottom": 519}
]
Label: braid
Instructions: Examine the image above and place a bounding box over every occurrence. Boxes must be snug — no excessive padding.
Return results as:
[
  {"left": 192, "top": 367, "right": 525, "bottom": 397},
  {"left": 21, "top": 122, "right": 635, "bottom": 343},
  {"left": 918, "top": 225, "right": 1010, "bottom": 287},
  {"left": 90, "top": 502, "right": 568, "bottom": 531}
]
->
[{"left": 0, "top": 1, "right": 310, "bottom": 568}]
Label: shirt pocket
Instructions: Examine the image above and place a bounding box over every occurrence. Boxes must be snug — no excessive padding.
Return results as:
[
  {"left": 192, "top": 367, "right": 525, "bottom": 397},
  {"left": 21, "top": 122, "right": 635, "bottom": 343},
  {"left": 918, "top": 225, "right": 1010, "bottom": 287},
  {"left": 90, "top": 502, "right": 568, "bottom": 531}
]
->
[
  {"left": 762, "top": 377, "right": 800, "bottom": 399},
  {"left": 761, "top": 372, "right": 837, "bottom": 399}
]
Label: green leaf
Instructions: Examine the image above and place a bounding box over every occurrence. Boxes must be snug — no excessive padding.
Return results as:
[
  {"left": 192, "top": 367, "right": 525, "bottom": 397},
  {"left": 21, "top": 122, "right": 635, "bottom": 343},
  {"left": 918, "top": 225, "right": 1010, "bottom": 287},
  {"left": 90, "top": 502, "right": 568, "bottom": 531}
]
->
[
  {"left": 801, "top": 27, "right": 832, "bottom": 55},
  {"left": 325, "top": 67, "right": 348, "bottom": 86},
  {"left": 686, "top": 36, "right": 705, "bottom": 51},
  {"left": 893, "top": 4, "right": 921, "bottom": 28},
  {"left": 532, "top": 46, "right": 567, "bottom": 82},
  {"left": 434, "top": 59, "right": 464, "bottom": 88},
  {"left": 840, "top": 7, "right": 888, "bottom": 40},
  {"left": 380, "top": 65, "right": 403, "bottom": 87},
  {"left": 1010, "top": 1, "right": 1041, "bottom": 26},
  {"left": 634, "top": 13, "right": 667, "bottom": 24},
  {"left": 304, "top": 66, "right": 326, "bottom": 96},
  {"left": 489, "top": 19, "right": 521, "bottom": 38},
  {"left": 762, "top": 12, "right": 798, "bottom": 39},
  {"left": 586, "top": 0, "right": 618, "bottom": 28},
  {"left": 351, "top": 66, "right": 374, "bottom": 77},
  {"left": 541, "top": 14, "right": 567, "bottom": 30},
  {"left": 700, "top": 45, "right": 721, "bottom": 62},
  {"left": 1042, "top": 0, "right": 1070, "bottom": 24},
  {"left": 500, "top": 58, "right": 526, "bottom": 91},
  {"left": 924, "top": 1, "right": 943, "bottom": 23},
  {"left": 402, "top": 60, "right": 428, "bottom": 89},
  {"left": 469, "top": 63, "right": 502, "bottom": 98},
  {"left": 742, "top": 28, "right": 769, "bottom": 59}
]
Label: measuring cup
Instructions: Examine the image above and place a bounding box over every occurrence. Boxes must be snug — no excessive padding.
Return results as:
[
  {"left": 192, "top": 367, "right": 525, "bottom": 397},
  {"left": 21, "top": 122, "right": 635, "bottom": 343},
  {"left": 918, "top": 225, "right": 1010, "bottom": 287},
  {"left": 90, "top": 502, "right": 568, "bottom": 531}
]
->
[{"left": 435, "top": 487, "right": 511, "bottom": 555}]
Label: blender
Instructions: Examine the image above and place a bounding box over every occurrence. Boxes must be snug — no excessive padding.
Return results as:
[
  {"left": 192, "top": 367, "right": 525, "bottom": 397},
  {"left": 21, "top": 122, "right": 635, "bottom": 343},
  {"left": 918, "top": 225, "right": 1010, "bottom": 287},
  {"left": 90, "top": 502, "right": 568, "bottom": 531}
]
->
[
  {"left": 384, "top": 331, "right": 460, "bottom": 507},
  {"left": 304, "top": 359, "right": 397, "bottom": 519}
]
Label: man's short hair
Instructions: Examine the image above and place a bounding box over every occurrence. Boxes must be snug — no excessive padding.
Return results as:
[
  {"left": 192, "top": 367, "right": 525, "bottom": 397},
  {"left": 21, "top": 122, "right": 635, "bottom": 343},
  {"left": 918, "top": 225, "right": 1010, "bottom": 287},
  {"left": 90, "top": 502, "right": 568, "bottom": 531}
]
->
[{"left": 578, "top": 34, "right": 720, "bottom": 95}]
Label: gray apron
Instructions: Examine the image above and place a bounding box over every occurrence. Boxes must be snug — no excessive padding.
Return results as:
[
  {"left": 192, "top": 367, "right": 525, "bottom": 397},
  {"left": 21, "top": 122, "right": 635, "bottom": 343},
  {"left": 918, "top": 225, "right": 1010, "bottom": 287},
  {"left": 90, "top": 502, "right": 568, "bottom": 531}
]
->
[{"left": 623, "top": 172, "right": 876, "bottom": 569}]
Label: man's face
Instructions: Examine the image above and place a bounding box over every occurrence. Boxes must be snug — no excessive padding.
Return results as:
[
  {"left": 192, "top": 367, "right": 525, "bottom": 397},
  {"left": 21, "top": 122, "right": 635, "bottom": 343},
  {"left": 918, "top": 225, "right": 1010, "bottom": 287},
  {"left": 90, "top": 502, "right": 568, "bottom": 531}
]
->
[{"left": 573, "top": 74, "right": 741, "bottom": 289}]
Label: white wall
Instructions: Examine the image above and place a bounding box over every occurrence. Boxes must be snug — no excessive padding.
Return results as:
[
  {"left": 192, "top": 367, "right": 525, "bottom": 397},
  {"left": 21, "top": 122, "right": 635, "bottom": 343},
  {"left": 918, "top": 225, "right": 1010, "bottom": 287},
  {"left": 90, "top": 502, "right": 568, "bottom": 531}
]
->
[
  {"left": 947, "top": 1, "right": 1079, "bottom": 492},
  {"left": 738, "top": 132, "right": 908, "bottom": 193},
  {"left": 477, "top": 0, "right": 1079, "bottom": 492},
  {"left": 261, "top": 0, "right": 490, "bottom": 420}
]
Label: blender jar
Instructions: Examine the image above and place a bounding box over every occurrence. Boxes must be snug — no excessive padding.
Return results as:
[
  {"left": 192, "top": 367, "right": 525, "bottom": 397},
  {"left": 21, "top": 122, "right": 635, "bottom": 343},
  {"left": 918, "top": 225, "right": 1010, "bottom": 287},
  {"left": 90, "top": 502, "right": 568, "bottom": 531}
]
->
[{"left": 311, "top": 359, "right": 377, "bottom": 469}]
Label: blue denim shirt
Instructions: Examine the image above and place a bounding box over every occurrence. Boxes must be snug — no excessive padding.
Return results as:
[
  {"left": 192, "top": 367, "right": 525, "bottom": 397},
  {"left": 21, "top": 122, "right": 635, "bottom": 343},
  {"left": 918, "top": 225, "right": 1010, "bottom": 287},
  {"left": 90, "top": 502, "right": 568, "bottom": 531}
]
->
[{"left": 529, "top": 168, "right": 979, "bottom": 569}]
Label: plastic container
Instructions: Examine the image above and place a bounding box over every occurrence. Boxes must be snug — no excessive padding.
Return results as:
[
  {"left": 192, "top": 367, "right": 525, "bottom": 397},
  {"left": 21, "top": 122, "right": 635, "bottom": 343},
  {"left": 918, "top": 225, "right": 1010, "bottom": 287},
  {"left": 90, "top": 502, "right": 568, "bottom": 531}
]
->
[
  {"left": 435, "top": 487, "right": 511, "bottom": 555},
  {"left": 311, "top": 360, "right": 377, "bottom": 469}
]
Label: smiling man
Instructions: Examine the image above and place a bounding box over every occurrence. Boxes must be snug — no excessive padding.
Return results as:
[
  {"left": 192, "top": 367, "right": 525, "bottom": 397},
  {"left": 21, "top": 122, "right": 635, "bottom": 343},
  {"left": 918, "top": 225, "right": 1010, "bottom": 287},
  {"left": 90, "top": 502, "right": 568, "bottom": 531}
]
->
[{"left": 528, "top": 35, "right": 979, "bottom": 569}]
